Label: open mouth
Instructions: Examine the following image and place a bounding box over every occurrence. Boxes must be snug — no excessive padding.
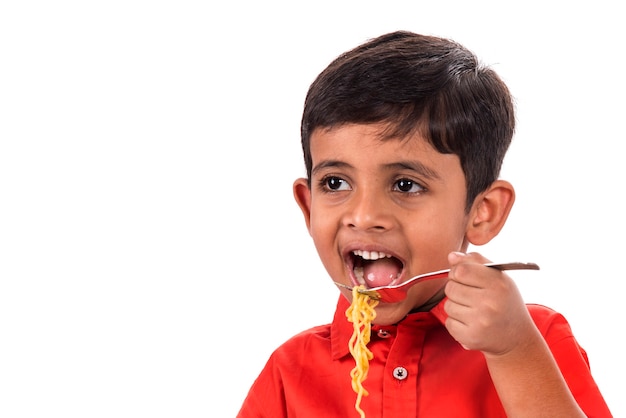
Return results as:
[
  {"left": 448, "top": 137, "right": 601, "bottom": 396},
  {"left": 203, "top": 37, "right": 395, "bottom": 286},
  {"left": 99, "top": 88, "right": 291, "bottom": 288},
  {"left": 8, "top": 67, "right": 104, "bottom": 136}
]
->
[{"left": 351, "top": 250, "right": 404, "bottom": 288}]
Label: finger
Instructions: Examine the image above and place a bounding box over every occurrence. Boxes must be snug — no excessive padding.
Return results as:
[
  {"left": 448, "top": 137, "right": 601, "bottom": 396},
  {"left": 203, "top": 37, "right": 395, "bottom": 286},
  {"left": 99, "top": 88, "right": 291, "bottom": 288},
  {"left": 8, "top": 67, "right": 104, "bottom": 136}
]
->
[
  {"left": 444, "top": 278, "right": 478, "bottom": 307},
  {"left": 443, "top": 296, "right": 473, "bottom": 322},
  {"left": 449, "top": 262, "right": 504, "bottom": 289},
  {"left": 444, "top": 315, "right": 478, "bottom": 350},
  {"left": 447, "top": 251, "right": 490, "bottom": 267}
]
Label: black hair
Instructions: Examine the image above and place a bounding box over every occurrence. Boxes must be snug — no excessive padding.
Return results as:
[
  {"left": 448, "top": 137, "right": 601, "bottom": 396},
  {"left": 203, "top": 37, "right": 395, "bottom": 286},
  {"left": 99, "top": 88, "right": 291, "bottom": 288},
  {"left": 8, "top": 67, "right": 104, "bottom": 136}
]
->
[{"left": 301, "top": 31, "right": 515, "bottom": 210}]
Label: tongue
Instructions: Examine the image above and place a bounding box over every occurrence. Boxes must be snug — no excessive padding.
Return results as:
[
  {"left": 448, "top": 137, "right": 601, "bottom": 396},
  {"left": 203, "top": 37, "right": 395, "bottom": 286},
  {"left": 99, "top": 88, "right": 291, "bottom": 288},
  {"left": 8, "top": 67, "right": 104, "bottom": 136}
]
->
[{"left": 362, "top": 258, "right": 401, "bottom": 287}]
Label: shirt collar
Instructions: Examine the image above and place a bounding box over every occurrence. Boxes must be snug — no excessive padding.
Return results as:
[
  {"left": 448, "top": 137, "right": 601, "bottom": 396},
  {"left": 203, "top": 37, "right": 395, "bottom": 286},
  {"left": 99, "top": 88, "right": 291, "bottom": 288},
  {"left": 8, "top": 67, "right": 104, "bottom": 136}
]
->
[{"left": 330, "top": 295, "right": 449, "bottom": 360}]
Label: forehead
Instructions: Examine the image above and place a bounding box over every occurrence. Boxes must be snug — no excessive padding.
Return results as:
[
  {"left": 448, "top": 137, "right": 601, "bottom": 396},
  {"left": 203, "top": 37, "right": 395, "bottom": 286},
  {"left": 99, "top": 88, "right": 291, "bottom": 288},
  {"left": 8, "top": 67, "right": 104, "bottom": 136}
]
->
[{"left": 310, "top": 123, "right": 447, "bottom": 165}]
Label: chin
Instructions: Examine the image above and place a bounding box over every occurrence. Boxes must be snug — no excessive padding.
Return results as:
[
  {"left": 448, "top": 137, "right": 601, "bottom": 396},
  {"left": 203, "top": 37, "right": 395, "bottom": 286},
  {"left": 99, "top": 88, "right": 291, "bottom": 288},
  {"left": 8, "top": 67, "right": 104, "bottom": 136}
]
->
[{"left": 371, "top": 303, "right": 411, "bottom": 326}]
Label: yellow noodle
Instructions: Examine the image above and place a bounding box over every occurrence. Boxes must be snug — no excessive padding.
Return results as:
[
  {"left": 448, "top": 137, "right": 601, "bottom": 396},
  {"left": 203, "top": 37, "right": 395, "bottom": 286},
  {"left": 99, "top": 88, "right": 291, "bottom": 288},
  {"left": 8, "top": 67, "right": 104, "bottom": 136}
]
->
[{"left": 346, "top": 285, "right": 378, "bottom": 418}]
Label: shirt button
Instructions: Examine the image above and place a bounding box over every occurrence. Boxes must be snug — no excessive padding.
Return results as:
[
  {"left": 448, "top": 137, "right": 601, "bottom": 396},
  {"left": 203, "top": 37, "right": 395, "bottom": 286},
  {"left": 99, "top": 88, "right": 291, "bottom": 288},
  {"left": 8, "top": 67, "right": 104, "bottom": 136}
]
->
[
  {"left": 393, "top": 366, "right": 408, "bottom": 380},
  {"left": 377, "top": 329, "right": 391, "bottom": 338}
]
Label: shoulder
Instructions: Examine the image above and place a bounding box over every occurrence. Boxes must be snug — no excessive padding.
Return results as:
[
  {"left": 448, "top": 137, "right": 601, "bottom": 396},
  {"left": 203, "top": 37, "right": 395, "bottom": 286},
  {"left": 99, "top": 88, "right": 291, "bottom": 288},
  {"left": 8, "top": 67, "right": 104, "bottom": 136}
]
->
[
  {"left": 526, "top": 303, "right": 576, "bottom": 343},
  {"left": 527, "top": 303, "right": 566, "bottom": 326},
  {"left": 254, "top": 323, "right": 334, "bottom": 378},
  {"left": 288, "top": 323, "right": 332, "bottom": 342},
  {"left": 527, "top": 303, "right": 563, "bottom": 321},
  {"left": 271, "top": 323, "right": 332, "bottom": 358},
  {"left": 527, "top": 303, "right": 559, "bottom": 320}
]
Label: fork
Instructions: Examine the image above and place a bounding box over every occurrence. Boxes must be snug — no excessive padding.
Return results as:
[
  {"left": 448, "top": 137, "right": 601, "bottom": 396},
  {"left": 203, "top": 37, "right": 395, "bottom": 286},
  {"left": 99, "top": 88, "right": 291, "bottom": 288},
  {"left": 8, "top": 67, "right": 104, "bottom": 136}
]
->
[{"left": 334, "top": 261, "right": 540, "bottom": 303}]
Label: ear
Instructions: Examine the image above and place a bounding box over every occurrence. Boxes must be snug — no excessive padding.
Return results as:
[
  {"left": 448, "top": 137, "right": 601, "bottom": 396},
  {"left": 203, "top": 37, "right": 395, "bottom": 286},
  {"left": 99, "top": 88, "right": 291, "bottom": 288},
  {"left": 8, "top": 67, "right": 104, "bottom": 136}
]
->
[
  {"left": 465, "top": 180, "right": 515, "bottom": 246},
  {"left": 293, "top": 177, "right": 313, "bottom": 232}
]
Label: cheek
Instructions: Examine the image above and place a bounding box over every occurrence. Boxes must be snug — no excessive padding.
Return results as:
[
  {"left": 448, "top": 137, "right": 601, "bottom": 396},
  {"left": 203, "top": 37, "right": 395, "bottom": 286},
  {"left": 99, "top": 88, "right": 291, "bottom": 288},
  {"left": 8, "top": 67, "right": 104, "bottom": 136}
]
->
[
  {"left": 307, "top": 209, "right": 347, "bottom": 280},
  {"left": 405, "top": 208, "right": 469, "bottom": 250},
  {"left": 308, "top": 215, "right": 336, "bottom": 257},
  {"left": 308, "top": 202, "right": 339, "bottom": 240}
]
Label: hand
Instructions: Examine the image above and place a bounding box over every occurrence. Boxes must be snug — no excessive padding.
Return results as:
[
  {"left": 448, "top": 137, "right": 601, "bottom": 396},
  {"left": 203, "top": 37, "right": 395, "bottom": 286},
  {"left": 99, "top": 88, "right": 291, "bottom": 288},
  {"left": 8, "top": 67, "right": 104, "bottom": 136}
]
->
[{"left": 443, "top": 251, "right": 536, "bottom": 356}]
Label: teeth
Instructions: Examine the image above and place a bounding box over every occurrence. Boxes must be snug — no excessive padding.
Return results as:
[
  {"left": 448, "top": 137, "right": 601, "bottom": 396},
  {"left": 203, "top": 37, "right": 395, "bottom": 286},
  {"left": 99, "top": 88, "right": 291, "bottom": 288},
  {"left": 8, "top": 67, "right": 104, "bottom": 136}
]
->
[
  {"left": 354, "top": 267, "right": 365, "bottom": 285},
  {"left": 352, "top": 250, "right": 392, "bottom": 260},
  {"left": 352, "top": 250, "right": 394, "bottom": 286}
]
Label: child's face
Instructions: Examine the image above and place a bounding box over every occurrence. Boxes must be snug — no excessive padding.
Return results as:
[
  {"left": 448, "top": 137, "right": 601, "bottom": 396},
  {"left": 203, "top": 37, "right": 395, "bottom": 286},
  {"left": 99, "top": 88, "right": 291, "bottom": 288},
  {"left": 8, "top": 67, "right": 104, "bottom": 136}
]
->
[{"left": 294, "top": 123, "right": 473, "bottom": 325}]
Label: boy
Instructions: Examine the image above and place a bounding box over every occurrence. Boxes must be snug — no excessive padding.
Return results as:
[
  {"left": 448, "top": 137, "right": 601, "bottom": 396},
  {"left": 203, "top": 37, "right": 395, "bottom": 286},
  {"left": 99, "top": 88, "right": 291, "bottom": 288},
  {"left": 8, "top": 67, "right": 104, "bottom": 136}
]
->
[{"left": 237, "top": 31, "right": 611, "bottom": 417}]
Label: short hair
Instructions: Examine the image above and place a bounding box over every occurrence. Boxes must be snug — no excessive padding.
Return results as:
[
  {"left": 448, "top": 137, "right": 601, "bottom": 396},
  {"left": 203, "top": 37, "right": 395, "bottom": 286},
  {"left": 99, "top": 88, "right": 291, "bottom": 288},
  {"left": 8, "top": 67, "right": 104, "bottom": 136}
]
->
[{"left": 300, "top": 31, "right": 515, "bottom": 210}]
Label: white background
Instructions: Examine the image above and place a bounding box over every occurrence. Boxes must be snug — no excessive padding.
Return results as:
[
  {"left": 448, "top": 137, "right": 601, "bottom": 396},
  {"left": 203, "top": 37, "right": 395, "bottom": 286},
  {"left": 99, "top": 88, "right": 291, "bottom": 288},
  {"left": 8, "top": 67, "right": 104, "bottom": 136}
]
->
[{"left": 1, "top": 1, "right": 623, "bottom": 417}]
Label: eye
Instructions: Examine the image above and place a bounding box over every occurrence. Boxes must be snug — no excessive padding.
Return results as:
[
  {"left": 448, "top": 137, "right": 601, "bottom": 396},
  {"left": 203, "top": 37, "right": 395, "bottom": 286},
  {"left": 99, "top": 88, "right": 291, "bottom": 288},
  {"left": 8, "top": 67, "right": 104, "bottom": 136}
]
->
[
  {"left": 321, "top": 176, "right": 351, "bottom": 191},
  {"left": 393, "top": 178, "right": 425, "bottom": 193}
]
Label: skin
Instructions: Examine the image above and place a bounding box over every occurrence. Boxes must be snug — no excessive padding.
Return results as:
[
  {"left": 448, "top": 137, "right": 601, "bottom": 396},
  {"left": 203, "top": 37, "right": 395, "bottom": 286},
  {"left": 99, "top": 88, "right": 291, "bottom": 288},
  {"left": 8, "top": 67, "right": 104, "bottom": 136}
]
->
[{"left": 293, "top": 123, "right": 586, "bottom": 417}]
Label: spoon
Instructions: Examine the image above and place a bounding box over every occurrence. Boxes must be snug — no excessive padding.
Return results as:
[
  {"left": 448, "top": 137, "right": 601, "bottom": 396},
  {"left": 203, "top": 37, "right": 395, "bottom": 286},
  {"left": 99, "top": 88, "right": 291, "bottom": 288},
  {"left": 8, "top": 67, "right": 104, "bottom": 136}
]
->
[{"left": 334, "top": 261, "right": 540, "bottom": 303}]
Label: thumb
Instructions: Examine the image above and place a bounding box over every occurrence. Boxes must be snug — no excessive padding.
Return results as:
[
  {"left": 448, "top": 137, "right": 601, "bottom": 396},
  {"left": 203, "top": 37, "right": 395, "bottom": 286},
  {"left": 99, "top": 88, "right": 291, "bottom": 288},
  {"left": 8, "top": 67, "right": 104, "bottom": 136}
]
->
[{"left": 448, "top": 251, "right": 467, "bottom": 267}]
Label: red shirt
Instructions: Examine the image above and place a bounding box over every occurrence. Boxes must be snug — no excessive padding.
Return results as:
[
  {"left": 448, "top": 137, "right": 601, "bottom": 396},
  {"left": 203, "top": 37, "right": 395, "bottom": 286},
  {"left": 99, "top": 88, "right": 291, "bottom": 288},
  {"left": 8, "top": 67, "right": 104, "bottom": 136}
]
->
[{"left": 237, "top": 296, "right": 612, "bottom": 417}]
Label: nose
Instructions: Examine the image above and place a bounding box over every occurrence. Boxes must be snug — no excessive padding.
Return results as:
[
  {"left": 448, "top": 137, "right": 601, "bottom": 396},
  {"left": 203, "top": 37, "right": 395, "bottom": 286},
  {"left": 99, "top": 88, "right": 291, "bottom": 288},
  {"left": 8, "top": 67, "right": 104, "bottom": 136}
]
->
[{"left": 343, "top": 188, "right": 393, "bottom": 232}]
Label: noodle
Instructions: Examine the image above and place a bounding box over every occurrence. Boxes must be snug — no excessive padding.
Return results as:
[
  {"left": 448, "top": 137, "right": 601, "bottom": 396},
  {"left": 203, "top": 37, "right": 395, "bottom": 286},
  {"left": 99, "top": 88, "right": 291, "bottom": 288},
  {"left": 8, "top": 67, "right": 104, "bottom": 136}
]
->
[{"left": 346, "top": 285, "right": 379, "bottom": 418}]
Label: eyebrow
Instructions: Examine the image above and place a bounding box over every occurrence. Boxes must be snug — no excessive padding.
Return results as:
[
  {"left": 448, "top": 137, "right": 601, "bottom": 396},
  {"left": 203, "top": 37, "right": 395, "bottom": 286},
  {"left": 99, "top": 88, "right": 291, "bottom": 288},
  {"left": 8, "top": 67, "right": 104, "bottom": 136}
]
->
[
  {"left": 311, "top": 160, "right": 440, "bottom": 180},
  {"left": 311, "top": 160, "right": 351, "bottom": 177},
  {"left": 384, "top": 161, "right": 441, "bottom": 180}
]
